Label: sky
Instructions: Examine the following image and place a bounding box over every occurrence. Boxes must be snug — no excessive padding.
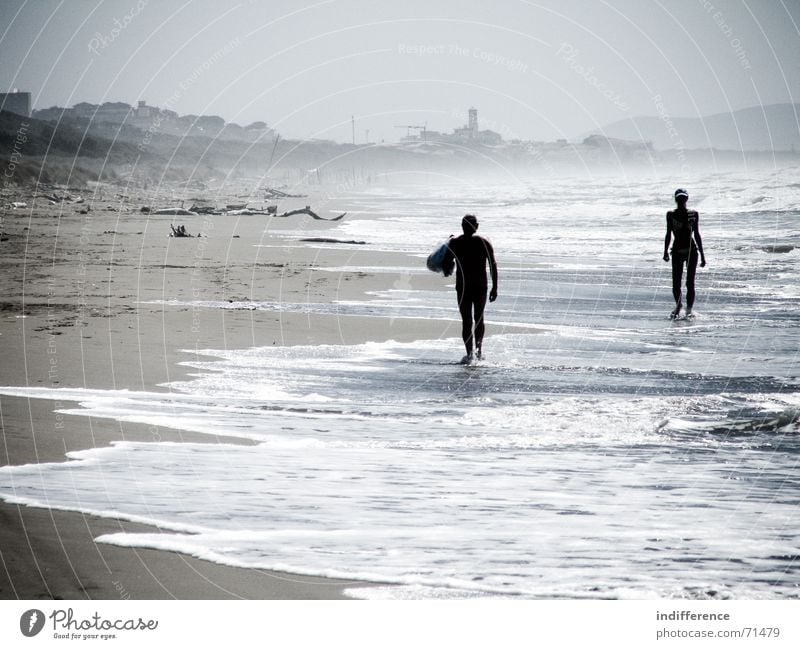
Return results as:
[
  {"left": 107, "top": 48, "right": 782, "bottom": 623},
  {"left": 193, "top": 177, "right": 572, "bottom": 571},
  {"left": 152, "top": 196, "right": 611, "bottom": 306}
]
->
[{"left": 1, "top": 0, "right": 799, "bottom": 142}]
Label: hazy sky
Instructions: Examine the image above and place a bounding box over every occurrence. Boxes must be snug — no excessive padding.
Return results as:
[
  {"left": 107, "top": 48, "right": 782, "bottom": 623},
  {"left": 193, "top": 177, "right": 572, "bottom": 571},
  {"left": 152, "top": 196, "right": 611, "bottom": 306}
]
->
[{"left": 1, "top": 0, "right": 799, "bottom": 142}]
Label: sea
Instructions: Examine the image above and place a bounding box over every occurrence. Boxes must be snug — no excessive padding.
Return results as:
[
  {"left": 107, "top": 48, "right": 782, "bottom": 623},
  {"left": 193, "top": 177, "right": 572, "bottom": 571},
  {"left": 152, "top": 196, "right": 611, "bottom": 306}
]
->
[{"left": 1, "top": 166, "right": 799, "bottom": 599}]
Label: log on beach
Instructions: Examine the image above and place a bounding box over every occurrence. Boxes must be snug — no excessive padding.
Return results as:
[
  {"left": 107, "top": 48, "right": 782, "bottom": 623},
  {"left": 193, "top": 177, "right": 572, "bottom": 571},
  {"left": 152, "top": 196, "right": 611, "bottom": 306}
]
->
[
  {"left": 152, "top": 208, "right": 197, "bottom": 216},
  {"left": 275, "top": 207, "right": 346, "bottom": 221}
]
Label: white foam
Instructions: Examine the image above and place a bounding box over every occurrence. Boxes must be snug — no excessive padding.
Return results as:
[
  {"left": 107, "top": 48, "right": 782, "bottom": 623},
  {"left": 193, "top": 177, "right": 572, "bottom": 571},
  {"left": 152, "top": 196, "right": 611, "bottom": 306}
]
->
[
  {"left": 2, "top": 171, "right": 799, "bottom": 598},
  {"left": 2, "top": 433, "right": 796, "bottom": 598}
]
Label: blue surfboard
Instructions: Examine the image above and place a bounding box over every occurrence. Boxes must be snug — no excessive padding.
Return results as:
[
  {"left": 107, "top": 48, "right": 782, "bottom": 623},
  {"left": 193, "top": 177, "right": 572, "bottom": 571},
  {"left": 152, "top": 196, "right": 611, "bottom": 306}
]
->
[{"left": 426, "top": 241, "right": 454, "bottom": 275}]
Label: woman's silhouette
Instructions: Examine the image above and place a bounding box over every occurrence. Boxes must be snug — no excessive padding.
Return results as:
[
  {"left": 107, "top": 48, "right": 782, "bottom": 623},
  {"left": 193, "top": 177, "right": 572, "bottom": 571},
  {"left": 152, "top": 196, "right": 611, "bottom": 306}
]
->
[{"left": 663, "top": 188, "right": 706, "bottom": 318}]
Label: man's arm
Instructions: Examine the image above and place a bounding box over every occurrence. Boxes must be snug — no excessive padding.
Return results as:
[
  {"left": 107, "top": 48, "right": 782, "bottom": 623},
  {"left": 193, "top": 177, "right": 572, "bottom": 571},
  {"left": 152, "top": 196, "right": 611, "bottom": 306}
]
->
[
  {"left": 663, "top": 213, "right": 672, "bottom": 261},
  {"left": 692, "top": 213, "right": 706, "bottom": 267},
  {"left": 442, "top": 237, "right": 456, "bottom": 277},
  {"left": 487, "top": 239, "right": 498, "bottom": 301}
]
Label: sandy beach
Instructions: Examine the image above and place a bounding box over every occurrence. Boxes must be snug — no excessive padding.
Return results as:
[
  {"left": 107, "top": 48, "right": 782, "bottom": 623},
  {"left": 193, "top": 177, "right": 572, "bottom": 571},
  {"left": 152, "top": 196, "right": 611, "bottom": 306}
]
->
[
  {"left": 0, "top": 187, "right": 455, "bottom": 599},
  {"left": 4, "top": 169, "right": 798, "bottom": 604}
]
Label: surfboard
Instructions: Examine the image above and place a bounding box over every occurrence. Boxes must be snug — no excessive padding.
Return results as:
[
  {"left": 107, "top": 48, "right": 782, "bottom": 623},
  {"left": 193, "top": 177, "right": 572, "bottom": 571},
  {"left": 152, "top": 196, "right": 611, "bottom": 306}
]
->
[{"left": 426, "top": 241, "right": 454, "bottom": 275}]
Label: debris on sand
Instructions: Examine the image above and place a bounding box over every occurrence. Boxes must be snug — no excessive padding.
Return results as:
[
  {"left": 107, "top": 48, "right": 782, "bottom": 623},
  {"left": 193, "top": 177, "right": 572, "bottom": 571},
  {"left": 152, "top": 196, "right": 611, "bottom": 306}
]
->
[
  {"left": 300, "top": 237, "right": 366, "bottom": 245},
  {"left": 189, "top": 205, "right": 222, "bottom": 215},
  {"left": 41, "top": 192, "right": 83, "bottom": 204},
  {"left": 226, "top": 207, "right": 276, "bottom": 215},
  {"left": 762, "top": 244, "right": 794, "bottom": 253},
  {"left": 170, "top": 224, "right": 199, "bottom": 238},
  {"left": 153, "top": 207, "right": 197, "bottom": 216},
  {"left": 274, "top": 206, "right": 346, "bottom": 221},
  {"left": 263, "top": 188, "right": 307, "bottom": 199}
]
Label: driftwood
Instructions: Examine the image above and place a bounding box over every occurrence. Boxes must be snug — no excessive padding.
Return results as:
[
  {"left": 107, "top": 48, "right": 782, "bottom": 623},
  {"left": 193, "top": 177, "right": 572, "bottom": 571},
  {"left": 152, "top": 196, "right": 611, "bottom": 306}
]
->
[
  {"left": 170, "top": 224, "right": 196, "bottom": 238},
  {"left": 300, "top": 237, "right": 365, "bottom": 244},
  {"left": 153, "top": 208, "right": 197, "bottom": 216},
  {"left": 264, "top": 188, "right": 307, "bottom": 199},
  {"left": 190, "top": 205, "right": 221, "bottom": 215},
  {"left": 226, "top": 208, "right": 266, "bottom": 215},
  {"left": 223, "top": 204, "right": 276, "bottom": 216},
  {"left": 762, "top": 244, "right": 794, "bottom": 253},
  {"left": 274, "top": 206, "right": 346, "bottom": 221}
]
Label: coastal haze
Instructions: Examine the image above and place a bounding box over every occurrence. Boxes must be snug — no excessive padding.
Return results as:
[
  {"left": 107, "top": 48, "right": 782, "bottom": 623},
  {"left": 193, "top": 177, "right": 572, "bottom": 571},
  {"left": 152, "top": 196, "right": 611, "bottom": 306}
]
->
[
  {"left": 2, "top": 0, "right": 800, "bottom": 143},
  {"left": 1, "top": 0, "right": 799, "bottom": 610}
]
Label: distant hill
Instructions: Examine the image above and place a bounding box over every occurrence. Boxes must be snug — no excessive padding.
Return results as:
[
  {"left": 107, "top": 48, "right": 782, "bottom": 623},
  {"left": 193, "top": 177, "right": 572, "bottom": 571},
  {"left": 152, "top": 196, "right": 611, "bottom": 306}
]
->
[
  {"left": 0, "top": 110, "right": 142, "bottom": 162},
  {"left": 0, "top": 110, "right": 150, "bottom": 185},
  {"left": 588, "top": 103, "right": 800, "bottom": 151},
  {"left": 3, "top": 108, "right": 797, "bottom": 189}
]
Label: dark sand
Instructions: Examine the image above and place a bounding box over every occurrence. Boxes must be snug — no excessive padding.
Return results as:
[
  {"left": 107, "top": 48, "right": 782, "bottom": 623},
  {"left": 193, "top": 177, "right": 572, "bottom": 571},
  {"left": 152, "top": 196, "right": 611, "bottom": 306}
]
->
[
  {"left": 0, "top": 192, "right": 460, "bottom": 599},
  {"left": 0, "top": 396, "right": 357, "bottom": 599}
]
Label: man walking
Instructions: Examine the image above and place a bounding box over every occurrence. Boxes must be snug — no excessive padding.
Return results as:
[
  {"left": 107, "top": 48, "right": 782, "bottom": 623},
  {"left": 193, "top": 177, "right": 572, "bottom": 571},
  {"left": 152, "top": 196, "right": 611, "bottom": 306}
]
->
[{"left": 443, "top": 214, "right": 498, "bottom": 362}]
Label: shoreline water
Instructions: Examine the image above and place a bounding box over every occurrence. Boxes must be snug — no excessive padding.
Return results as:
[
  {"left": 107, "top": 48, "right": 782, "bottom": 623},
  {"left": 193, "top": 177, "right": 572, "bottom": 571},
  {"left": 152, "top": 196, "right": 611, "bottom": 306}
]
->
[
  {"left": 0, "top": 195, "right": 472, "bottom": 599},
  {"left": 2, "top": 175, "right": 798, "bottom": 599},
  {"left": 0, "top": 396, "right": 360, "bottom": 599}
]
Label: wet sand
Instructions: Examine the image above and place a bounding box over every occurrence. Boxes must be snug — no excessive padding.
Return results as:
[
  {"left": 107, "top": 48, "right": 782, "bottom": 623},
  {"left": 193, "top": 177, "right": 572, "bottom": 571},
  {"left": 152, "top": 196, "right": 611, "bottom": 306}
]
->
[{"left": 0, "top": 189, "right": 457, "bottom": 599}]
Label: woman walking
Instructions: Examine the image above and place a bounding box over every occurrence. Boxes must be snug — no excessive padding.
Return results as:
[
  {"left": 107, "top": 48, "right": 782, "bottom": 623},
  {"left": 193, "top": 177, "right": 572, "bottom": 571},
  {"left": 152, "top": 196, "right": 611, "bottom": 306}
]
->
[{"left": 663, "top": 188, "right": 706, "bottom": 318}]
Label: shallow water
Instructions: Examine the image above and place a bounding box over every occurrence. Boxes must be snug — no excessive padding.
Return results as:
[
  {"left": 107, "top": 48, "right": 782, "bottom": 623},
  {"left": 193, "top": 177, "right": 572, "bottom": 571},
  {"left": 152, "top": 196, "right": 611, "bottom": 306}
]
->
[{"left": 1, "top": 168, "right": 798, "bottom": 598}]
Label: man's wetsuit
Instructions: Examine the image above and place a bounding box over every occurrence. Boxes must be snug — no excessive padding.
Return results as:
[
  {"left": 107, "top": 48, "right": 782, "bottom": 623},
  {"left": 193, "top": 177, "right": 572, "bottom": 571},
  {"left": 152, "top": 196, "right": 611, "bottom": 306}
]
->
[
  {"left": 665, "top": 207, "right": 703, "bottom": 312},
  {"left": 443, "top": 233, "right": 498, "bottom": 358}
]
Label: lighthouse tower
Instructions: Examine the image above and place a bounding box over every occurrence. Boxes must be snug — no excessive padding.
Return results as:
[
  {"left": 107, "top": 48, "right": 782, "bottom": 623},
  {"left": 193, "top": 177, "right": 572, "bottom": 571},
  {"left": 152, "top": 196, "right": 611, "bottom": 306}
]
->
[{"left": 468, "top": 107, "right": 478, "bottom": 134}]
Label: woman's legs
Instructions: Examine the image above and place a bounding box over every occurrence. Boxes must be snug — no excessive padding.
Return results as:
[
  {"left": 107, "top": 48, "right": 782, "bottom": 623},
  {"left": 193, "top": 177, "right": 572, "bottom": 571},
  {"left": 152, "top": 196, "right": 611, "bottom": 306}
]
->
[{"left": 671, "top": 254, "right": 685, "bottom": 316}]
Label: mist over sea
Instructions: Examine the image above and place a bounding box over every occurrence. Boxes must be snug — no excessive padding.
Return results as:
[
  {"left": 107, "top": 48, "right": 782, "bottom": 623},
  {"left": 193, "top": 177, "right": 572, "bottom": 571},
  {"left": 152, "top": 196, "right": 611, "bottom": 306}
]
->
[{"left": 1, "top": 167, "right": 798, "bottom": 598}]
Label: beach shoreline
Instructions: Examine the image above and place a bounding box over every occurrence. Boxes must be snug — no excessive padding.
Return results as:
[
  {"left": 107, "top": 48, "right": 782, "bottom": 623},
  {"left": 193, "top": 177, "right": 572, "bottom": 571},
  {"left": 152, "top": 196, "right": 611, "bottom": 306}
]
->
[
  {"left": 0, "top": 194, "right": 481, "bottom": 599},
  {"left": 2, "top": 172, "right": 798, "bottom": 601}
]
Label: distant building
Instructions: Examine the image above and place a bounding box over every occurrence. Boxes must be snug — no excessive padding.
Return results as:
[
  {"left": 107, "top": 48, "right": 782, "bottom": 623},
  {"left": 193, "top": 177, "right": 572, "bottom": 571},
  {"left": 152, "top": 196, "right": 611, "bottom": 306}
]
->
[
  {"left": 468, "top": 107, "right": 478, "bottom": 133},
  {"left": 0, "top": 91, "right": 31, "bottom": 117},
  {"left": 135, "top": 100, "right": 152, "bottom": 119},
  {"left": 399, "top": 108, "right": 502, "bottom": 145},
  {"left": 451, "top": 108, "right": 502, "bottom": 145},
  {"left": 69, "top": 101, "right": 133, "bottom": 123}
]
